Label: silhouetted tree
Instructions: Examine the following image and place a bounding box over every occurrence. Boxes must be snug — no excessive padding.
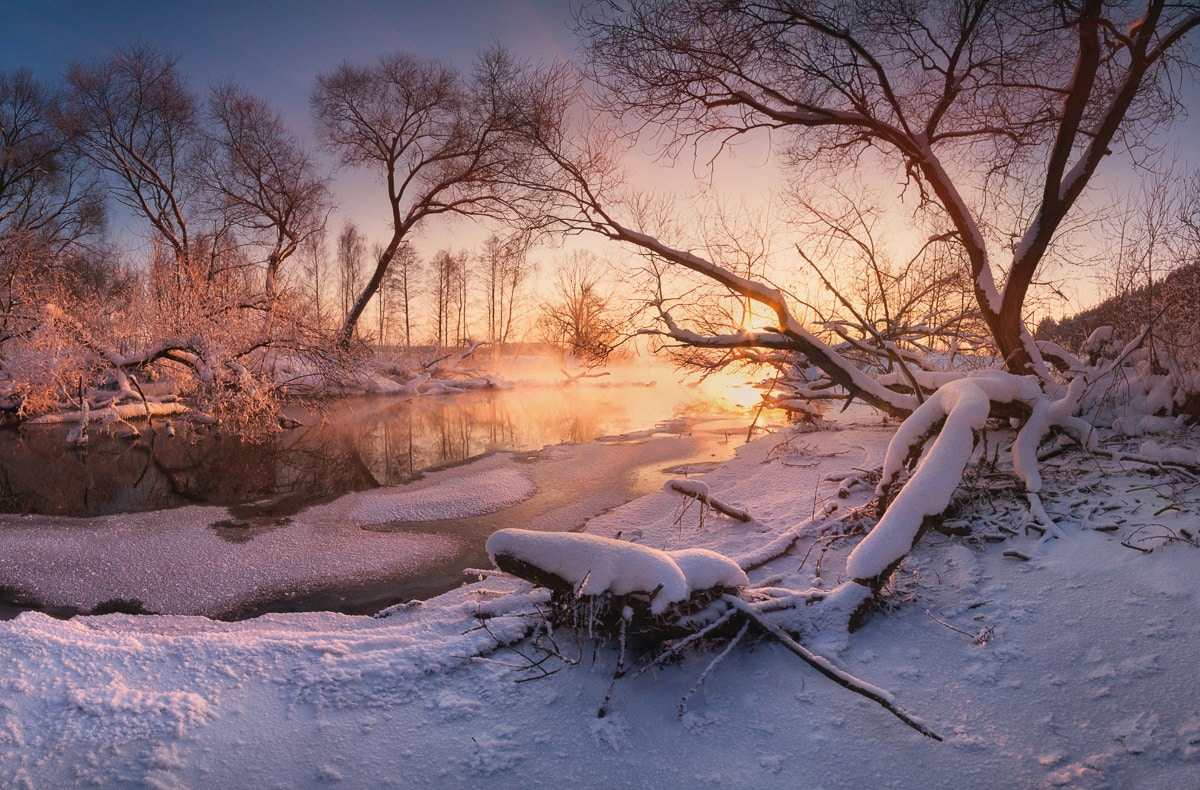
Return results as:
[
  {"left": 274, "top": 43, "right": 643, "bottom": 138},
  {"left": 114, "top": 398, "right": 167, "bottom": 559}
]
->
[{"left": 311, "top": 48, "right": 548, "bottom": 347}]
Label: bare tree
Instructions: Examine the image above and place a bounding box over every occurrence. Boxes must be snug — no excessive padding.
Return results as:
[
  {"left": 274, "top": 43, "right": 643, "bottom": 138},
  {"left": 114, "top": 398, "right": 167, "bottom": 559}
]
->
[
  {"left": 297, "top": 228, "right": 329, "bottom": 330},
  {"left": 430, "top": 248, "right": 464, "bottom": 347},
  {"left": 336, "top": 221, "right": 366, "bottom": 332},
  {"left": 200, "top": 81, "right": 329, "bottom": 304},
  {"left": 1038, "top": 165, "right": 1200, "bottom": 371},
  {"left": 63, "top": 44, "right": 199, "bottom": 267},
  {"left": 0, "top": 69, "right": 101, "bottom": 258},
  {"left": 479, "top": 232, "right": 533, "bottom": 343},
  {"left": 372, "top": 240, "right": 413, "bottom": 347},
  {"left": 462, "top": 3, "right": 1200, "bottom": 642},
  {"left": 1, "top": 68, "right": 103, "bottom": 352},
  {"left": 391, "top": 241, "right": 420, "bottom": 347},
  {"left": 456, "top": 249, "right": 470, "bottom": 344},
  {"left": 311, "top": 48, "right": 549, "bottom": 347},
  {"left": 537, "top": 251, "right": 621, "bottom": 364},
  {"left": 571, "top": 0, "right": 1200, "bottom": 379},
  {"left": 29, "top": 45, "right": 334, "bottom": 434}
]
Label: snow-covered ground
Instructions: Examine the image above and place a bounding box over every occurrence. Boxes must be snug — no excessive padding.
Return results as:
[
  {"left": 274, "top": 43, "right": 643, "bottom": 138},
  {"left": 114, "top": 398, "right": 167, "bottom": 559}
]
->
[
  {"left": 0, "top": 422, "right": 735, "bottom": 618},
  {"left": 2, "top": 406, "right": 1199, "bottom": 788}
]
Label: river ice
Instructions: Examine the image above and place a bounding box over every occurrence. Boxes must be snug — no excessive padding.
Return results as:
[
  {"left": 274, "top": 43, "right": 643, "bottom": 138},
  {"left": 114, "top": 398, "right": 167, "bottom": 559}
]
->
[{"left": 0, "top": 419, "right": 739, "bottom": 618}]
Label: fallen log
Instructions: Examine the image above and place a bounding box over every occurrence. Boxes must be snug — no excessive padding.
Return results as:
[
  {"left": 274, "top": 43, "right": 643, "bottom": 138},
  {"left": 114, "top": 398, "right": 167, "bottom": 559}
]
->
[{"left": 665, "top": 479, "right": 752, "bottom": 522}]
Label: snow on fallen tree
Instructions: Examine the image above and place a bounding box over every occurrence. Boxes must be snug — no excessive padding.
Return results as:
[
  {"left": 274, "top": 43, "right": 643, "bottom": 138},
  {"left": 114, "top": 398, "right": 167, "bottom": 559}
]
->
[
  {"left": 27, "top": 399, "right": 189, "bottom": 426},
  {"left": 844, "top": 377, "right": 994, "bottom": 585},
  {"left": 664, "top": 479, "right": 752, "bottom": 523},
  {"left": 485, "top": 528, "right": 940, "bottom": 737},
  {"left": 486, "top": 528, "right": 747, "bottom": 615},
  {"left": 846, "top": 370, "right": 1098, "bottom": 588}
]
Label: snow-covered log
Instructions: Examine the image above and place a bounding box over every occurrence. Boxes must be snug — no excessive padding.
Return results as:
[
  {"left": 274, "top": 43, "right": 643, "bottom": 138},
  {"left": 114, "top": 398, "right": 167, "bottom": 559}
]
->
[
  {"left": 846, "top": 378, "right": 991, "bottom": 585},
  {"left": 847, "top": 370, "right": 1094, "bottom": 587},
  {"left": 665, "top": 479, "right": 753, "bottom": 522},
  {"left": 28, "top": 400, "right": 189, "bottom": 426},
  {"left": 486, "top": 528, "right": 747, "bottom": 615}
]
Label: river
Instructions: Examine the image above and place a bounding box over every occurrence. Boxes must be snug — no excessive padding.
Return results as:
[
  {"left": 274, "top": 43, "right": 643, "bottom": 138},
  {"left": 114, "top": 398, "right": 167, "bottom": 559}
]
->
[{"left": 0, "top": 380, "right": 771, "bottom": 620}]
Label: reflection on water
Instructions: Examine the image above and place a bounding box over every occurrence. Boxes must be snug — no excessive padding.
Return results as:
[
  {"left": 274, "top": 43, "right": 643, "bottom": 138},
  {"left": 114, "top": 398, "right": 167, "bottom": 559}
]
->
[{"left": 0, "top": 384, "right": 727, "bottom": 517}]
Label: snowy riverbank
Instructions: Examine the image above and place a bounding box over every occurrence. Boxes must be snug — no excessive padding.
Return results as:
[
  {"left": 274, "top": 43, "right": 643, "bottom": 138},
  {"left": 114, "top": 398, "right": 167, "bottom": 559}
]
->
[{"left": 2, "top": 408, "right": 1199, "bottom": 788}]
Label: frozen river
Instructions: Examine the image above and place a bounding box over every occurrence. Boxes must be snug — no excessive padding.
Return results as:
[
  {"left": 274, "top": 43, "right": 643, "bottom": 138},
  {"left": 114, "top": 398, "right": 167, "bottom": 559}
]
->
[{"left": 0, "top": 382, "right": 765, "bottom": 619}]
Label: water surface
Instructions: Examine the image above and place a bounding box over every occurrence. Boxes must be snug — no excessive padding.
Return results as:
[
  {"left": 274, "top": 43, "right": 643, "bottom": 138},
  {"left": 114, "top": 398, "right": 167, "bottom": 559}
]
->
[
  {"left": 0, "top": 383, "right": 766, "bottom": 619},
  {"left": 0, "top": 382, "right": 733, "bottom": 517}
]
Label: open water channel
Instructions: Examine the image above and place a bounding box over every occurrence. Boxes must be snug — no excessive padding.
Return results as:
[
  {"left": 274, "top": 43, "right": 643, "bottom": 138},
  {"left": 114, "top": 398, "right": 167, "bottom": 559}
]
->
[{"left": 0, "top": 381, "right": 769, "bottom": 620}]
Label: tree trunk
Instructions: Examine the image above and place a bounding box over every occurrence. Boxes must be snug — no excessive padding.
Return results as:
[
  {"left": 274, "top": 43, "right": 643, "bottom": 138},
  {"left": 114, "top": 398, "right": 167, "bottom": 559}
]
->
[{"left": 338, "top": 240, "right": 399, "bottom": 348}]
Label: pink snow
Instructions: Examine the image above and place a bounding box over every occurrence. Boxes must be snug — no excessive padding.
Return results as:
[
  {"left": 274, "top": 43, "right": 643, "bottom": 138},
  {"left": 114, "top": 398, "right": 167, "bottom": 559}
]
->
[{"left": 349, "top": 466, "right": 535, "bottom": 523}]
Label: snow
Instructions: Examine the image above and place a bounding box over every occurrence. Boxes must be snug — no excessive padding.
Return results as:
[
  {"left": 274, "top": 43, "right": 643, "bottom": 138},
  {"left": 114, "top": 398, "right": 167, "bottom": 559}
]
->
[
  {"left": 669, "top": 548, "right": 749, "bottom": 591},
  {"left": 849, "top": 378, "right": 991, "bottom": 581},
  {"left": 665, "top": 478, "right": 710, "bottom": 498},
  {"left": 1137, "top": 439, "right": 1200, "bottom": 466},
  {"left": 487, "top": 529, "right": 692, "bottom": 614},
  {"left": 349, "top": 466, "right": 534, "bottom": 522},
  {"left": 485, "top": 527, "right": 749, "bottom": 608},
  {"left": 2, "top": 405, "right": 1200, "bottom": 787},
  {"left": 664, "top": 478, "right": 753, "bottom": 522},
  {"left": 27, "top": 400, "right": 189, "bottom": 425}
]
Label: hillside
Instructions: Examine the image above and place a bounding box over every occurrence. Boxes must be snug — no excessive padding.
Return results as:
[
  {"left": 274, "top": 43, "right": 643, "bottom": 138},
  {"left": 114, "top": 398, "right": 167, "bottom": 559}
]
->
[{"left": 1036, "top": 262, "right": 1200, "bottom": 370}]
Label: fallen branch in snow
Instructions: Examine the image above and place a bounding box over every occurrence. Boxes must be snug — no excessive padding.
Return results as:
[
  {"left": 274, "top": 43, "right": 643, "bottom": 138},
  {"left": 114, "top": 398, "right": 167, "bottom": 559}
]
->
[
  {"left": 28, "top": 400, "right": 189, "bottom": 426},
  {"left": 925, "top": 609, "right": 993, "bottom": 646},
  {"left": 560, "top": 369, "right": 611, "bottom": 386},
  {"left": 472, "top": 610, "right": 582, "bottom": 682},
  {"left": 422, "top": 339, "right": 493, "bottom": 378},
  {"left": 1091, "top": 448, "right": 1200, "bottom": 480},
  {"left": 485, "top": 529, "right": 941, "bottom": 739},
  {"left": 665, "top": 479, "right": 752, "bottom": 522},
  {"left": 732, "top": 510, "right": 870, "bottom": 572},
  {"left": 1120, "top": 524, "right": 1200, "bottom": 553},
  {"left": 676, "top": 619, "right": 750, "bottom": 719},
  {"left": 724, "top": 596, "right": 943, "bottom": 741}
]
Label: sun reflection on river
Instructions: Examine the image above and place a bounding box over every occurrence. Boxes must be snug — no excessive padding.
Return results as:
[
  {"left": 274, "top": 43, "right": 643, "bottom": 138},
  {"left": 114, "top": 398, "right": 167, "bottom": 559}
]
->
[{"left": 0, "top": 375, "right": 763, "bottom": 517}]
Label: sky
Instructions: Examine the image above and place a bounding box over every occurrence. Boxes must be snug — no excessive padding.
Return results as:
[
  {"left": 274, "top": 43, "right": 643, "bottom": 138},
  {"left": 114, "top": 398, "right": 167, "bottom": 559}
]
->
[
  {"left": 2, "top": 1, "right": 1198, "bottom": 315},
  {"left": 0, "top": 0, "right": 589, "bottom": 258},
  {"left": 0, "top": 1, "right": 576, "bottom": 120}
]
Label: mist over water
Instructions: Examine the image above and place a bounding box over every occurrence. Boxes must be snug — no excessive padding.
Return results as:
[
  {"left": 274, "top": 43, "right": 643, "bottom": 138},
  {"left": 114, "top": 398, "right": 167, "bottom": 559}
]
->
[
  {"left": 0, "top": 357, "right": 761, "bottom": 518},
  {"left": 0, "top": 358, "right": 773, "bottom": 619}
]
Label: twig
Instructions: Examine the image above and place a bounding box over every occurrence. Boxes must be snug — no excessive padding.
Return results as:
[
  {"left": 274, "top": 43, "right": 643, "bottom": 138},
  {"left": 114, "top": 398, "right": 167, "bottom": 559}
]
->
[
  {"left": 129, "top": 375, "right": 153, "bottom": 432},
  {"left": 925, "top": 609, "right": 993, "bottom": 646},
  {"left": 597, "top": 616, "right": 628, "bottom": 718},
  {"left": 629, "top": 608, "right": 741, "bottom": 682},
  {"left": 677, "top": 620, "right": 749, "bottom": 718}
]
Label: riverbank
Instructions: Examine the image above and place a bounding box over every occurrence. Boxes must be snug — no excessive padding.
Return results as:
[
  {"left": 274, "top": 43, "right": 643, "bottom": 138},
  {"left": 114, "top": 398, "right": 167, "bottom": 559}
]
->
[
  {"left": 0, "top": 413, "right": 745, "bottom": 619},
  {"left": 2, "top": 407, "right": 1198, "bottom": 788}
]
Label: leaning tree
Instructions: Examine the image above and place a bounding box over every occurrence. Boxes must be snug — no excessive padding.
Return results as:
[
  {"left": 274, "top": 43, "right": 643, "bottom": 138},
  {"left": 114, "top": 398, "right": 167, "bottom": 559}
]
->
[
  {"left": 573, "top": 0, "right": 1200, "bottom": 380},
  {"left": 476, "top": 0, "right": 1200, "bottom": 667},
  {"left": 311, "top": 48, "right": 550, "bottom": 348}
]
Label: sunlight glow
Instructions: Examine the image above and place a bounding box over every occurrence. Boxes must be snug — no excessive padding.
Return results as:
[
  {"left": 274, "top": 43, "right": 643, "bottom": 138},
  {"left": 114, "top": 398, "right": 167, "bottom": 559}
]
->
[{"left": 698, "top": 371, "right": 766, "bottom": 410}]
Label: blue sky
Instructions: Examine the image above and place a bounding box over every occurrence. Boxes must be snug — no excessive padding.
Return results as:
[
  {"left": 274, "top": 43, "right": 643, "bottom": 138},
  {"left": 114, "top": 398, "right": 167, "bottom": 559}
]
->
[
  {"left": 1, "top": 1, "right": 576, "bottom": 128},
  {"left": 0, "top": 1, "right": 581, "bottom": 250}
]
